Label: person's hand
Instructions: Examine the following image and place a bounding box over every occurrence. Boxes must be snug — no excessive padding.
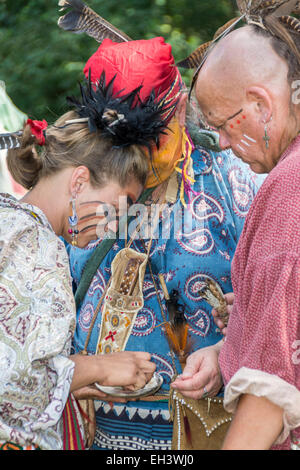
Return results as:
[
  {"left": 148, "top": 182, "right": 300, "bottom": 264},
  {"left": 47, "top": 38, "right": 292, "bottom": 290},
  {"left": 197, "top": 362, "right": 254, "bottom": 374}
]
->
[
  {"left": 95, "top": 351, "right": 156, "bottom": 391},
  {"left": 211, "top": 292, "right": 234, "bottom": 336},
  {"left": 70, "top": 351, "right": 156, "bottom": 394},
  {"left": 170, "top": 343, "right": 223, "bottom": 400},
  {"left": 72, "top": 384, "right": 128, "bottom": 403}
]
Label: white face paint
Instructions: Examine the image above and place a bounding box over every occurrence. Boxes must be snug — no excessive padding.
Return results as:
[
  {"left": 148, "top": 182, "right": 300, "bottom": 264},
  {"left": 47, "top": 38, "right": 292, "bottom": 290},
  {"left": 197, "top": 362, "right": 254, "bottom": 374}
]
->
[
  {"left": 240, "top": 139, "right": 251, "bottom": 147},
  {"left": 243, "top": 133, "right": 257, "bottom": 144},
  {"left": 237, "top": 143, "right": 246, "bottom": 153},
  {"left": 237, "top": 134, "right": 258, "bottom": 154}
]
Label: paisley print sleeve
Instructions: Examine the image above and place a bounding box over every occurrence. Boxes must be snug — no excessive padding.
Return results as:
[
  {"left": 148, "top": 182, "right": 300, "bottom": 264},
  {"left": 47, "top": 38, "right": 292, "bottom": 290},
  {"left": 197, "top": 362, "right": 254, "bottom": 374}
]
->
[{"left": 0, "top": 207, "right": 76, "bottom": 448}]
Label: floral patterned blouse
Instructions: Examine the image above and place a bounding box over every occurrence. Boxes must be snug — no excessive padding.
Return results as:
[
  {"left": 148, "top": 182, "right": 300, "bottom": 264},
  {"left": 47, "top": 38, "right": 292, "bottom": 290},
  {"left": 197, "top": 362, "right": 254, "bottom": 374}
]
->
[{"left": 0, "top": 194, "right": 76, "bottom": 450}]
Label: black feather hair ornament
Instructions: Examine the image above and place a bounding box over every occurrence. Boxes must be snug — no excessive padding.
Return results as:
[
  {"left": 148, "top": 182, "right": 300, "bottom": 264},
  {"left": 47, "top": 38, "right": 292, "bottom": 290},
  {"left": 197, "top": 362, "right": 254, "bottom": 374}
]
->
[{"left": 66, "top": 69, "right": 175, "bottom": 153}]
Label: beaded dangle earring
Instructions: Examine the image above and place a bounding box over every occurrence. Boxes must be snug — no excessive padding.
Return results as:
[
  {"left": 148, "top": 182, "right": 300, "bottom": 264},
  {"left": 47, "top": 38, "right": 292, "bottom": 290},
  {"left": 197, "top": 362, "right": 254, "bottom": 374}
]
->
[
  {"left": 263, "top": 116, "right": 272, "bottom": 150},
  {"left": 68, "top": 196, "right": 79, "bottom": 246},
  {"left": 263, "top": 122, "right": 270, "bottom": 149}
]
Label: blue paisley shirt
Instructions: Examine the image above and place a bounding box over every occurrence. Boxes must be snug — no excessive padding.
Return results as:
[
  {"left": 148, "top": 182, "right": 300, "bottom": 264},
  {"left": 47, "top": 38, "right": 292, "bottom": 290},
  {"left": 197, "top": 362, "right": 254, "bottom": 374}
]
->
[{"left": 68, "top": 144, "right": 265, "bottom": 450}]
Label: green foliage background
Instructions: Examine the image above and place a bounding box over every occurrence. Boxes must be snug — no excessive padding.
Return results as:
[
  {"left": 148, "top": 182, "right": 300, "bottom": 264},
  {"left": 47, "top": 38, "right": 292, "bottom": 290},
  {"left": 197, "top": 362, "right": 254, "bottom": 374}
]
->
[{"left": 0, "top": 0, "right": 238, "bottom": 123}]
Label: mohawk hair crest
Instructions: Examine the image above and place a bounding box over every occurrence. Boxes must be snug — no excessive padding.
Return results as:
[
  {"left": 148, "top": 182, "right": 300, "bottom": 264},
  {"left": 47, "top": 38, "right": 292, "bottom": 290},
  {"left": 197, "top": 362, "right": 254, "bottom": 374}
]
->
[
  {"left": 181, "top": 0, "right": 300, "bottom": 96},
  {"left": 66, "top": 70, "right": 174, "bottom": 151}
]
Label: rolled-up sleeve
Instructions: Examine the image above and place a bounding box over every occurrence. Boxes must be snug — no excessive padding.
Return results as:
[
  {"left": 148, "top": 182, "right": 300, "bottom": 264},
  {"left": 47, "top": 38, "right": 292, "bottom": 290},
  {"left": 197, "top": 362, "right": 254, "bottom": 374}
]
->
[
  {"left": 224, "top": 368, "right": 300, "bottom": 445},
  {"left": 220, "top": 252, "right": 300, "bottom": 445}
]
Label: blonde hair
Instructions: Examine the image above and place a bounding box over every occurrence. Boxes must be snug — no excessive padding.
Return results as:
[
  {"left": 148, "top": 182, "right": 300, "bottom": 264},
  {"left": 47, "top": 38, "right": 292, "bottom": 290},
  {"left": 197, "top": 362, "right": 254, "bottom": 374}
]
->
[{"left": 7, "top": 111, "right": 148, "bottom": 190}]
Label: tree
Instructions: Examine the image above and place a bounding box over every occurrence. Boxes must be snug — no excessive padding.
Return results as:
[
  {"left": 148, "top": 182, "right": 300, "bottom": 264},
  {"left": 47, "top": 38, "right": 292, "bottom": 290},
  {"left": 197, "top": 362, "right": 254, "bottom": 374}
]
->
[{"left": 0, "top": 0, "right": 238, "bottom": 122}]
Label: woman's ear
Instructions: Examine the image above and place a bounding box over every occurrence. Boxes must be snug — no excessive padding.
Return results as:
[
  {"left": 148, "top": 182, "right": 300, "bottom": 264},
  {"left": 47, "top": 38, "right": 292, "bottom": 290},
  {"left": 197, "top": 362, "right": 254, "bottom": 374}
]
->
[
  {"left": 175, "top": 92, "right": 188, "bottom": 128},
  {"left": 246, "top": 86, "right": 273, "bottom": 124},
  {"left": 69, "top": 166, "right": 91, "bottom": 197}
]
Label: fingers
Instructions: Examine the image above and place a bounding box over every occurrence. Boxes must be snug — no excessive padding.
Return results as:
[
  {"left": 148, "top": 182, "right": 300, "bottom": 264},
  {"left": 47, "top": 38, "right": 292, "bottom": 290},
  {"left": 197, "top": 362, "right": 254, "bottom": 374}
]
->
[
  {"left": 211, "top": 296, "right": 233, "bottom": 334},
  {"left": 98, "top": 351, "right": 156, "bottom": 391},
  {"left": 212, "top": 291, "right": 233, "bottom": 321},
  {"left": 172, "top": 373, "right": 221, "bottom": 400},
  {"left": 127, "top": 354, "right": 156, "bottom": 390},
  {"left": 120, "top": 351, "right": 156, "bottom": 373},
  {"left": 171, "top": 356, "right": 209, "bottom": 391},
  {"left": 172, "top": 375, "right": 208, "bottom": 400},
  {"left": 73, "top": 385, "right": 108, "bottom": 401},
  {"left": 224, "top": 292, "right": 234, "bottom": 305},
  {"left": 176, "top": 383, "right": 214, "bottom": 400},
  {"left": 125, "top": 369, "right": 148, "bottom": 391},
  {"left": 138, "top": 359, "right": 156, "bottom": 374},
  {"left": 130, "top": 351, "right": 152, "bottom": 361},
  {"left": 171, "top": 347, "right": 223, "bottom": 400},
  {"left": 172, "top": 368, "right": 210, "bottom": 393},
  {"left": 212, "top": 313, "right": 228, "bottom": 335},
  {"left": 177, "top": 357, "right": 202, "bottom": 380},
  {"left": 123, "top": 352, "right": 155, "bottom": 382},
  {"left": 211, "top": 310, "right": 227, "bottom": 330},
  {"left": 122, "top": 351, "right": 156, "bottom": 377},
  {"left": 136, "top": 372, "right": 148, "bottom": 390}
]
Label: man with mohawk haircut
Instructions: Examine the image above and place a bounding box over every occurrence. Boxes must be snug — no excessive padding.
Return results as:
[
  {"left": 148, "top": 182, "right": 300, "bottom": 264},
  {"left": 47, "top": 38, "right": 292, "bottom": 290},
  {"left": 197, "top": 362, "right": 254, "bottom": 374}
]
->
[
  {"left": 188, "top": 0, "right": 300, "bottom": 451},
  {"left": 58, "top": 0, "right": 265, "bottom": 450}
]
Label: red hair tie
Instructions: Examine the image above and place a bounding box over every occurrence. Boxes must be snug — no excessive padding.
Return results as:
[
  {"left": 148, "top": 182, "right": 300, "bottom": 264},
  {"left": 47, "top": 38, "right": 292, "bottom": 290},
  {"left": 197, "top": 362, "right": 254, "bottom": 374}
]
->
[{"left": 26, "top": 118, "right": 48, "bottom": 146}]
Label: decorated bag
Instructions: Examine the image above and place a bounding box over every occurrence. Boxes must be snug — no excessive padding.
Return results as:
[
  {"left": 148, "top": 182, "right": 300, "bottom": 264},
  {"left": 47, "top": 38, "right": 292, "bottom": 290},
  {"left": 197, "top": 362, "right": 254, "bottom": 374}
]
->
[
  {"left": 96, "top": 247, "right": 148, "bottom": 354},
  {"left": 77, "top": 247, "right": 149, "bottom": 447}
]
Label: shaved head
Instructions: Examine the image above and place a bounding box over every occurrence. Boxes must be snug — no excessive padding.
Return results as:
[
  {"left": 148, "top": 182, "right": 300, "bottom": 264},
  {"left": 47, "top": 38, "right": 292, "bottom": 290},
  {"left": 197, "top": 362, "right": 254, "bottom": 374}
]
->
[
  {"left": 196, "top": 25, "right": 289, "bottom": 123},
  {"left": 194, "top": 25, "right": 300, "bottom": 173},
  {"left": 202, "top": 25, "right": 288, "bottom": 82}
]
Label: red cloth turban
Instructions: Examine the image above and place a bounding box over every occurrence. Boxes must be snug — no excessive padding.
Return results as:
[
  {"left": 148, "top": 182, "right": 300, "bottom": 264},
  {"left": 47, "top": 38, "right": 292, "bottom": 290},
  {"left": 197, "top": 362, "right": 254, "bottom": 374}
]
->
[{"left": 83, "top": 37, "right": 183, "bottom": 123}]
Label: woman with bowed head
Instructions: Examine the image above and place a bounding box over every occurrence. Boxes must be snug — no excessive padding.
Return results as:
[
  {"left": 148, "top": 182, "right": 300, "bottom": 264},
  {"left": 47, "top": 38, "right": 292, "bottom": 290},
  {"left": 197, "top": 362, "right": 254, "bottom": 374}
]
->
[{"left": 0, "top": 71, "right": 177, "bottom": 450}]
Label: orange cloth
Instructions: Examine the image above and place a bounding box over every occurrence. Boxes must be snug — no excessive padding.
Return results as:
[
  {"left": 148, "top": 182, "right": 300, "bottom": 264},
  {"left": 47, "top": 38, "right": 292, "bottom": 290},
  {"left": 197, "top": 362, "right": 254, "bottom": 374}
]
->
[
  {"left": 174, "top": 124, "right": 195, "bottom": 207},
  {"left": 145, "top": 118, "right": 195, "bottom": 208},
  {"left": 145, "top": 118, "right": 183, "bottom": 188}
]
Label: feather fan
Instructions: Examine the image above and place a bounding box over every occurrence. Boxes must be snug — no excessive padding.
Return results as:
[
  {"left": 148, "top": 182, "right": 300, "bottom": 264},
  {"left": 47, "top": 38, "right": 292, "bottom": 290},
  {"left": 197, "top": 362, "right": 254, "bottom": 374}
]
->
[
  {"left": 58, "top": 0, "right": 131, "bottom": 43},
  {"left": 198, "top": 279, "right": 229, "bottom": 326}
]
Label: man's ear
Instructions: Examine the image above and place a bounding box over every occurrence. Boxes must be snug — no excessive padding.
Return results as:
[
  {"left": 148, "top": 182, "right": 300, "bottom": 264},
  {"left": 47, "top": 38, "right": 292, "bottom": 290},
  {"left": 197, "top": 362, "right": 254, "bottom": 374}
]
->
[
  {"left": 175, "top": 92, "right": 188, "bottom": 128},
  {"left": 69, "top": 166, "right": 91, "bottom": 197},
  {"left": 246, "top": 86, "right": 273, "bottom": 124}
]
